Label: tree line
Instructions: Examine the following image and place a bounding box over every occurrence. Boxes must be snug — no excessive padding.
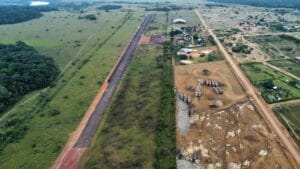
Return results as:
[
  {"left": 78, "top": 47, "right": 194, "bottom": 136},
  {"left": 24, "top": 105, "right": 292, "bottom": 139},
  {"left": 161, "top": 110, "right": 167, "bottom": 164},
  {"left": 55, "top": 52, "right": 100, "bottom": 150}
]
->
[
  {"left": 0, "top": 6, "right": 57, "bottom": 25},
  {"left": 208, "top": 0, "right": 300, "bottom": 9},
  {"left": 0, "top": 41, "right": 59, "bottom": 113}
]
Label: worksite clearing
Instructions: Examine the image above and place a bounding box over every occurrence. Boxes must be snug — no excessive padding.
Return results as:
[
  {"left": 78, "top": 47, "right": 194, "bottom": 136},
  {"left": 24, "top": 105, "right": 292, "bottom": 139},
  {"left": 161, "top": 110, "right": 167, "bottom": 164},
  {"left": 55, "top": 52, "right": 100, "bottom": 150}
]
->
[{"left": 174, "top": 61, "right": 293, "bottom": 169}]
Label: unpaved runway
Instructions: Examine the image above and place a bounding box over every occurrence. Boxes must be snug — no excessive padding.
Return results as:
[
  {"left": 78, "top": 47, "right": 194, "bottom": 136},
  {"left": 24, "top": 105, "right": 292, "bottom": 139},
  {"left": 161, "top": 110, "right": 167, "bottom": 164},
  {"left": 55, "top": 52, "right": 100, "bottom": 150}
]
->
[
  {"left": 52, "top": 14, "right": 153, "bottom": 169},
  {"left": 75, "top": 14, "right": 153, "bottom": 148},
  {"left": 195, "top": 9, "right": 300, "bottom": 169}
]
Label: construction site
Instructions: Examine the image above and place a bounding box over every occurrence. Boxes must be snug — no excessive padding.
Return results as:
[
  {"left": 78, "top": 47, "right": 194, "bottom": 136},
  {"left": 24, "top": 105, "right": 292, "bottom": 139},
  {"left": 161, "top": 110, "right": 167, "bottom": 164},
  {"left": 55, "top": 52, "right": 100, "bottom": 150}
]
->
[{"left": 175, "top": 61, "right": 294, "bottom": 169}]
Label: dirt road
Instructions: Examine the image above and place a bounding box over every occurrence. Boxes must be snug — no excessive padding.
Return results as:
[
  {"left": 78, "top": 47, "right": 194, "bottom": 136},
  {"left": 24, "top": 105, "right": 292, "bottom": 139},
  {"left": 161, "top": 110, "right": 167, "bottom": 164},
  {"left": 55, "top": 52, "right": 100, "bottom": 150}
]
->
[
  {"left": 269, "top": 99, "right": 300, "bottom": 108},
  {"left": 52, "top": 14, "right": 152, "bottom": 169},
  {"left": 195, "top": 9, "right": 300, "bottom": 168}
]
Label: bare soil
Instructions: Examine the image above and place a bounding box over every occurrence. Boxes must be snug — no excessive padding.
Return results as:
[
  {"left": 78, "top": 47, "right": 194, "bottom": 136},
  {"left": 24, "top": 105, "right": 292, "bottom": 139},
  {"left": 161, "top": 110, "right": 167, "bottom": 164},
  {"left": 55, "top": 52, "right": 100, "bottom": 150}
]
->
[{"left": 175, "top": 61, "right": 294, "bottom": 169}]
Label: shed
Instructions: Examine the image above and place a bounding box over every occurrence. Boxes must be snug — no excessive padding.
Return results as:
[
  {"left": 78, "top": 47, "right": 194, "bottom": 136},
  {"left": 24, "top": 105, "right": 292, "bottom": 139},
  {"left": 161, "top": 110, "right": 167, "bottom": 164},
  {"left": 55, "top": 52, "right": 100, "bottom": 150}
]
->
[{"left": 173, "top": 18, "right": 187, "bottom": 24}]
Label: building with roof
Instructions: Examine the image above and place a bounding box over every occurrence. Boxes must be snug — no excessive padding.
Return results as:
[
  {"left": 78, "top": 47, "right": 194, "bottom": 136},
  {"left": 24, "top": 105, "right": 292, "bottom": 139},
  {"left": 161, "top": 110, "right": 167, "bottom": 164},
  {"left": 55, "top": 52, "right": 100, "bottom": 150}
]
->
[
  {"left": 173, "top": 18, "right": 187, "bottom": 24},
  {"left": 177, "top": 48, "right": 193, "bottom": 55}
]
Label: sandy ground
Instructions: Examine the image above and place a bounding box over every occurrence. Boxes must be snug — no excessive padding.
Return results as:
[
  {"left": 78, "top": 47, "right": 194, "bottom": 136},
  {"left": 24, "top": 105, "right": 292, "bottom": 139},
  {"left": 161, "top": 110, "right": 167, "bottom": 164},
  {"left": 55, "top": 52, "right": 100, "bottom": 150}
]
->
[
  {"left": 174, "top": 61, "right": 246, "bottom": 112},
  {"left": 175, "top": 61, "right": 294, "bottom": 169}
]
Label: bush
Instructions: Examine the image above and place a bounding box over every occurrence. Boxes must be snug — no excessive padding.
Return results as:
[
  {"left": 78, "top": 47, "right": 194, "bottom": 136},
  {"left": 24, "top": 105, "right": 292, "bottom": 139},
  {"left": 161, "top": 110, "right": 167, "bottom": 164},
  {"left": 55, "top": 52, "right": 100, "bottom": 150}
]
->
[
  {"left": 48, "top": 109, "right": 60, "bottom": 116},
  {"left": 84, "top": 14, "right": 97, "bottom": 21},
  {"left": 232, "top": 43, "right": 252, "bottom": 54}
]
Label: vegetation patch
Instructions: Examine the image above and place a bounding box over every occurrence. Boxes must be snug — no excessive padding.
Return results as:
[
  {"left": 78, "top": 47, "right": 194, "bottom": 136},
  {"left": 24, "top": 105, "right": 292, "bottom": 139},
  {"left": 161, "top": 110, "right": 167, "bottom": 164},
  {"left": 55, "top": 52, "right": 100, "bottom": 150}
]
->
[
  {"left": 241, "top": 62, "right": 300, "bottom": 103},
  {"left": 155, "top": 42, "right": 176, "bottom": 169},
  {"left": 0, "top": 41, "right": 59, "bottom": 114},
  {"left": 78, "top": 14, "right": 97, "bottom": 21},
  {"left": 0, "top": 6, "right": 57, "bottom": 25},
  {"left": 97, "top": 5, "right": 122, "bottom": 11},
  {"left": 0, "top": 11, "right": 143, "bottom": 169},
  {"left": 232, "top": 43, "right": 252, "bottom": 54},
  {"left": 82, "top": 45, "right": 164, "bottom": 169},
  {"left": 273, "top": 104, "right": 300, "bottom": 145},
  {"left": 268, "top": 59, "right": 300, "bottom": 77},
  {"left": 208, "top": 0, "right": 300, "bottom": 9},
  {"left": 245, "top": 35, "right": 300, "bottom": 59}
]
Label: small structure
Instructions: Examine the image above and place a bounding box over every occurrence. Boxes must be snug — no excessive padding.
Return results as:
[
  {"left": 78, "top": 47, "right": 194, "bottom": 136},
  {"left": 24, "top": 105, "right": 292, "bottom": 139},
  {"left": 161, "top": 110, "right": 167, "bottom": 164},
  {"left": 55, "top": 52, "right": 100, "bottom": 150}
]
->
[
  {"left": 213, "top": 87, "right": 224, "bottom": 95},
  {"left": 240, "top": 22, "right": 255, "bottom": 31},
  {"left": 188, "top": 106, "right": 195, "bottom": 117},
  {"left": 173, "top": 18, "right": 187, "bottom": 24},
  {"left": 195, "top": 79, "right": 204, "bottom": 97},
  {"left": 180, "top": 60, "right": 193, "bottom": 65},
  {"left": 203, "top": 69, "right": 209, "bottom": 76},
  {"left": 178, "top": 48, "right": 193, "bottom": 55},
  {"left": 210, "top": 100, "right": 223, "bottom": 108}
]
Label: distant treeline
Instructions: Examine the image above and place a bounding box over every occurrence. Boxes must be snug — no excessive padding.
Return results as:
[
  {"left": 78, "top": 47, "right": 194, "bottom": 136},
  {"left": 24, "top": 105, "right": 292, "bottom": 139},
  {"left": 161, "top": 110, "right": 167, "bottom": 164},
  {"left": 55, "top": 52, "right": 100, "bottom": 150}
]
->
[
  {"left": 0, "top": 6, "right": 57, "bottom": 25},
  {"left": 208, "top": 0, "right": 300, "bottom": 9},
  {"left": 145, "top": 5, "right": 184, "bottom": 11},
  {"left": 0, "top": 42, "right": 59, "bottom": 113},
  {"left": 97, "top": 5, "right": 122, "bottom": 11}
]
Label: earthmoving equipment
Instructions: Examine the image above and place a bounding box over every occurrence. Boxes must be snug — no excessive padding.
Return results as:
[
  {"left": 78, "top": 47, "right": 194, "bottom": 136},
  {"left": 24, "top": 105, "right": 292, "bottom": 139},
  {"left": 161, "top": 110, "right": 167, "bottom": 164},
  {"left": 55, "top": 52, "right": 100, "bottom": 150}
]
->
[{"left": 195, "top": 79, "right": 204, "bottom": 97}]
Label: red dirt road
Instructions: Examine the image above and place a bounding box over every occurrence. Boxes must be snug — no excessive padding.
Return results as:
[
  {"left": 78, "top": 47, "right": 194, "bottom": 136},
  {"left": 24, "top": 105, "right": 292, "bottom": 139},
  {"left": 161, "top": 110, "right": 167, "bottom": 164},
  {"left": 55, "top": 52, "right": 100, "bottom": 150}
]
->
[
  {"left": 51, "top": 81, "right": 108, "bottom": 169},
  {"left": 195, "top": 9, "right": 300, "bottom": 169}
]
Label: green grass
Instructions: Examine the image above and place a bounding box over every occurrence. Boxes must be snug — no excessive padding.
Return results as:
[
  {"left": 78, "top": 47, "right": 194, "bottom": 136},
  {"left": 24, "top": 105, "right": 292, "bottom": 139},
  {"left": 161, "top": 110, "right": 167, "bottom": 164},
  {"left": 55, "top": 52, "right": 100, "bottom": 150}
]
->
[
  {"left": 82, "top": 45, "right": 164, "bottom": 169},
  {"left": 273, "top": 104, "right": 300, "bottom": 145},
  {"left": 241, "top": 62, "right": 300, "bottom": 103},
  {"left": 0, "top": 10, "right": 140, "bottom": 69},
  {"left": 0, "top": 39, "right": 63, "bottom": 47},
  {"left": 0, "top": 9, "right": 145, "bottom": 169},
  {"left": 82, "top": 12, "right": 176, "bottom": 169},
  {"left": 268, "top": 59, "right": 300, "bottom": 77},
  {"left": 155, "top": 42, "right": 176, "bottom": 169}
]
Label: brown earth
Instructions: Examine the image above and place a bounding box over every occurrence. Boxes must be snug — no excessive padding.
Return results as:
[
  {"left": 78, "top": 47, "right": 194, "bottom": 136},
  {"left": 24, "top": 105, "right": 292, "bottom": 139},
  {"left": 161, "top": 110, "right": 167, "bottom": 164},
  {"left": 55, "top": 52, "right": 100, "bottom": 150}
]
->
[
  {"left": 175, "top": 61, "right": 294, "bottom": 168},
  {"left": 174, "top": 61, "right": 246, "bottom": 112},
  {"left": 140, "top": 35, "right": 151, "bottom": 45}
]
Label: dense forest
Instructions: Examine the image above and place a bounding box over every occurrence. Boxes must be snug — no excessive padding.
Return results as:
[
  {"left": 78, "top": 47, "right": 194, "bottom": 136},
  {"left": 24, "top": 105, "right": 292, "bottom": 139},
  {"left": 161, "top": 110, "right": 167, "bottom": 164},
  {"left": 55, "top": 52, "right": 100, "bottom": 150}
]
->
[
  {"left": 0, "top": 6, "right": 57, "bottom": 25},
  {"left": 0, "top": 41, "right": 59, "bottom": 113},
  {"left": 208, "top": 0, "right": 300, "bottom": 9}
]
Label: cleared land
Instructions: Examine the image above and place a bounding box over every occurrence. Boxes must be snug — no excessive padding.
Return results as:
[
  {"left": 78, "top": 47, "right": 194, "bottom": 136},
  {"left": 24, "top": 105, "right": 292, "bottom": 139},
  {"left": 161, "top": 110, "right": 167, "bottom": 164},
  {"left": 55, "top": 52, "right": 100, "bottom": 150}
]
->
[
  {"left": 175, "top": 61, "right": 293, "bottom": 168},
  {"left": 0, "top": 9, "right": 144, "bottom": 169},
  {"left": 241, "top": 62, "right": 300, "bottom": 103}
]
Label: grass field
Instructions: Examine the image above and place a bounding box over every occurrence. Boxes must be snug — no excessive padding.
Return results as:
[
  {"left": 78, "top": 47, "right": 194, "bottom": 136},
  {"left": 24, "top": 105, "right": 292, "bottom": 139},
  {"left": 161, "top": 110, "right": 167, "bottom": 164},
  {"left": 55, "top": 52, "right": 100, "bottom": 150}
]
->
[
  {"left": 0, "top": 8, "right": 145, "bottom": 169},
  {"left": 168, "top": 9, "right": 201, "bottom": 33},
  {"left": 81, "top": 45, "right": 163, "bottom": 169},
  {"left": 268, "top": 59, "right": 300, "bottom": 77},
  {"left": 82, "top": 11, "right": 176, "bottom": 169},
  {"left": 241, "top": 62, "right": 300, "bottom": 103},
  {"left": 0, "top": 10, "right": 140, "bottom": 69},
  {"left": 273, "top": 104, "right": 300, "bottom": 145}
]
